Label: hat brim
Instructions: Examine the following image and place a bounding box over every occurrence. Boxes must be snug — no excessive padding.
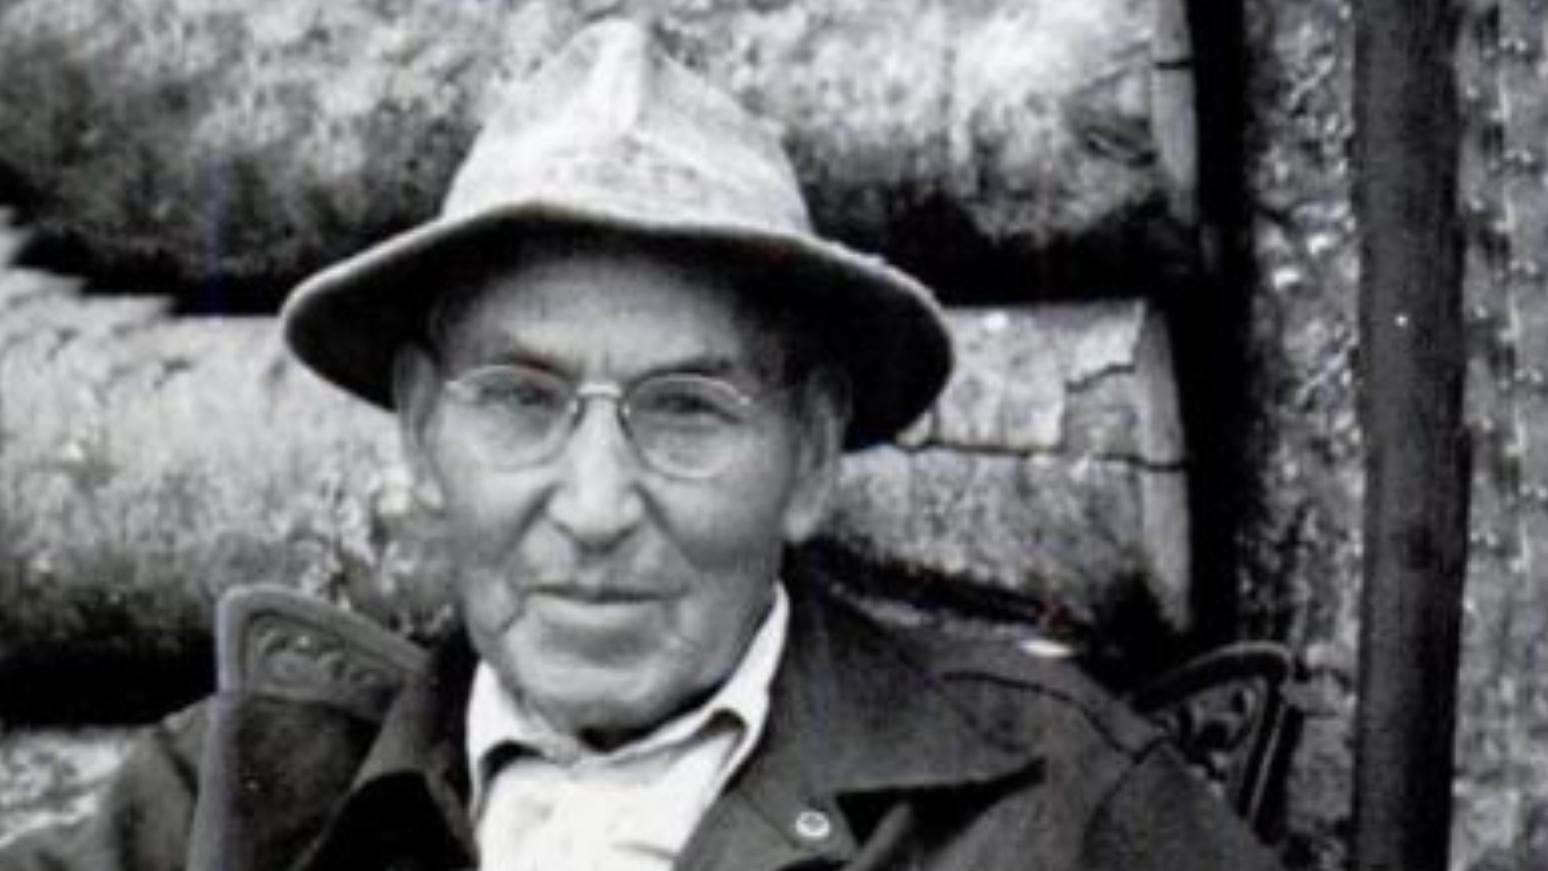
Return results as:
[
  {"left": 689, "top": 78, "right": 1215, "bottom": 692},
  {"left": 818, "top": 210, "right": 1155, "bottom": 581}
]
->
[{"left": 281, "top": 203, "right": 952, "bottom": 450}]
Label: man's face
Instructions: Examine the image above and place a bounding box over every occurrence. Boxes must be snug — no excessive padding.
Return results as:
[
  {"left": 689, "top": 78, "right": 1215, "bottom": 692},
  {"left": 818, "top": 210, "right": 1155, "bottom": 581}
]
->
[{"left": 397, "top": 243, "right": 839, "bottom": 745}]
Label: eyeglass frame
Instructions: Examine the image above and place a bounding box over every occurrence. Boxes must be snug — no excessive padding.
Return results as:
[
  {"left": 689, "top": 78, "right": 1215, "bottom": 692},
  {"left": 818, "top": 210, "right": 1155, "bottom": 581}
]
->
[{"left": 436, "top": 362, "right": 788, "bottom": 481}]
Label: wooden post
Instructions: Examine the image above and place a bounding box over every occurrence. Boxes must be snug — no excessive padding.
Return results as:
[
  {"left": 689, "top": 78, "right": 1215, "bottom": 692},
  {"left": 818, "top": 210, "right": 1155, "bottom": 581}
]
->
[{"left": 1352, "top": 2, "right": 1469, "bottom": 870}]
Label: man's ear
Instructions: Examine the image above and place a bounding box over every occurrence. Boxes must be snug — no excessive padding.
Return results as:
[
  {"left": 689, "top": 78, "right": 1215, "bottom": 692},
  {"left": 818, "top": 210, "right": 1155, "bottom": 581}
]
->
[
  {"left": 781, "top": 374, "right": 851, "bottom": 543},
  {"left": 392, "top": 346, "right": 446, "bottom": 512}
]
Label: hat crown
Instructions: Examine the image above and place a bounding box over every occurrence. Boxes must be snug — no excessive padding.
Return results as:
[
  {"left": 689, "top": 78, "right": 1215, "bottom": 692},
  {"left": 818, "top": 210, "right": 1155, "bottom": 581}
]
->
[
  {"left": 443, "top": 19, "right": 812, "bottom": 235},
  {"left": 282, "top": 17, "right": 952, "bottom": 448}
]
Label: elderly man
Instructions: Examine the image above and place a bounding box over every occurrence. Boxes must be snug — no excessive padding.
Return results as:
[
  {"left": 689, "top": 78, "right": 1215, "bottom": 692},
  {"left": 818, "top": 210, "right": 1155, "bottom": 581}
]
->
[{"left": 2, "top": 19, "right": 1283, "bottom": 871}]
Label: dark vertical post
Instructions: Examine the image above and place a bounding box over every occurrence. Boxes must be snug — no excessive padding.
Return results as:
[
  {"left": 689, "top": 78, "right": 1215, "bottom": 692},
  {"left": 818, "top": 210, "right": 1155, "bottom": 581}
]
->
[
  {"left": 1180, "top": 0, "right": 1252, "bottom": 646},
  {"left": 1352, "top": 2, "right": 1470, "bottom": 870}
]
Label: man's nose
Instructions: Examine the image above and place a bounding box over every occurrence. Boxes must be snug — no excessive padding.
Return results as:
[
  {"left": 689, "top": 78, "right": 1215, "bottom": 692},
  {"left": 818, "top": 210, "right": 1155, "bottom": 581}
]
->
[{"left": 545, "top": 401, "right": 645, "bottom": 549}]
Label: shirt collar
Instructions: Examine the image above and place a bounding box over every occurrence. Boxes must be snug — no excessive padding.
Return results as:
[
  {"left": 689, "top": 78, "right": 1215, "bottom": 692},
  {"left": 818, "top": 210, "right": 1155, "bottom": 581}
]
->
[{"left": 466, "top": 581, "right": 790, "bottom": 797}]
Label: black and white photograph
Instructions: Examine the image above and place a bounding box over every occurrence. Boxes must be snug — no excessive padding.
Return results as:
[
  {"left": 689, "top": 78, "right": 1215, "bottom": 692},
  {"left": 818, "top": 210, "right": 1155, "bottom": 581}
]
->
[{"left": 0, "top": 2, "right": 1540, "bottom": 869}]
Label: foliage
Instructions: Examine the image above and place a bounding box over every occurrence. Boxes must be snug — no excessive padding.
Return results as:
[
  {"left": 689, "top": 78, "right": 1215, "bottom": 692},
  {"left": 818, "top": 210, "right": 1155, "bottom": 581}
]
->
[{"left": 0, "top": 727, "right": 137, "bottom": 846}]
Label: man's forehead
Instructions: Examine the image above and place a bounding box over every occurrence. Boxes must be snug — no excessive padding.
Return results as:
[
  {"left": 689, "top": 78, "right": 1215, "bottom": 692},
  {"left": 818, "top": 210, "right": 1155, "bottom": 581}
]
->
[{"left": 429, "top": 240, "right": 784, "bottom": 372}]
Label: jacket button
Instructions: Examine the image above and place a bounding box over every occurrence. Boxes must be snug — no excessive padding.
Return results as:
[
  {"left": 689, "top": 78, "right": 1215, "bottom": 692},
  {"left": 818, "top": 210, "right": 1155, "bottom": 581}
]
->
[{"left": 794, "top": 809, "right": 832, "bottom": 842}]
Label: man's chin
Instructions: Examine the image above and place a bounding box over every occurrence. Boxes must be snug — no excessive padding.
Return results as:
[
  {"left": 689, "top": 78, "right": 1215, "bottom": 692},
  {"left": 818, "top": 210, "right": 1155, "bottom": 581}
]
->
[
  {"left": 519, "top": 678, "right": 686, "bottom": 751},
  {"left": 476, "top": 622, "right": 726, "bottom": 750},
  {"left": 520, "top": 595, "right": 667, "bottom": 662}
]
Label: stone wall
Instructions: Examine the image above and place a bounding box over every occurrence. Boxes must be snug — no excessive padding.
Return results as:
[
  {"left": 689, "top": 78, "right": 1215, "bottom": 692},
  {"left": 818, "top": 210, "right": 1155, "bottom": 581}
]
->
[
  {"left": 1236, "top": 2, "right": 1361, "bottom": 867},
  {"left": 1453, "top": 0, "right": 1548, "bottom": 866}
]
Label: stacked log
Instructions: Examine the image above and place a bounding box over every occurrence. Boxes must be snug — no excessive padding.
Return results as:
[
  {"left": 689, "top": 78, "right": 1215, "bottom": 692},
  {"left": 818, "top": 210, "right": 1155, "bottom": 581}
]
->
[
  {"left": 0, "top": 0, "right": 1179, "bottom": 303},
  {"left": 0, "top": 226, "right": 1187, "bottom": 717},
  {"left": 0, "top": 0, "right": 1205, "bottom": 847}
]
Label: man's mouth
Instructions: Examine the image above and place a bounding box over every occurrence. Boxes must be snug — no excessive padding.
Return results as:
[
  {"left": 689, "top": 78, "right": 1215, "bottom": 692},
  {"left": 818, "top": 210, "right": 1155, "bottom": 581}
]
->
[
  {"left": 525, "top": 578, "right": 663, "bottom": 604},
  {"left": 531, "top": 591, "right": 658, "bottom": 612},
  {"left": 520, "top": 585, "right": 666, "bottom": 652}
]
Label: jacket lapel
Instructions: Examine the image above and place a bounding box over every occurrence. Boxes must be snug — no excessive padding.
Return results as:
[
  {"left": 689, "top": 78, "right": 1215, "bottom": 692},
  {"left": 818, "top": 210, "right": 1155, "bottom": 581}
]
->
[
  {"left": 187, "top": 693, "right": 385, "bottom": 871},
  {"left": 677, "top": 574, "right": 1045, "bottom": 871},
  {"left": 292, "top": 636, "right": 479, "bottom": 871}
]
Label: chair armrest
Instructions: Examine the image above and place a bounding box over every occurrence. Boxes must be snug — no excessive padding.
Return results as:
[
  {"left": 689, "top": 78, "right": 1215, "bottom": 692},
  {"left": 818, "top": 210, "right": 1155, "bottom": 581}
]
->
[
  {"left": 215, "top": 586, "right": 426, "bottom": 723},
  {"left": 1128, "top": 641, "right": 1304, "bottom": 834}
]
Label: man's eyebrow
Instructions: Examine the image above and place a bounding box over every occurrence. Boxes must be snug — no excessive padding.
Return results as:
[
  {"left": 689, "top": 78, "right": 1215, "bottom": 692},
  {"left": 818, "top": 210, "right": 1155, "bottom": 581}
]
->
[
  {"left": 639, "top": 355, "right": 742, "bottom": 379},
  {"left": 449, "top": 340, "right": 562, "bottom": 373},
  {"left": 469, "top": 341, "right": 749, "bottom": 381},
  {"left": 486, "top": 346, "right": 566, "bottom": 372}
]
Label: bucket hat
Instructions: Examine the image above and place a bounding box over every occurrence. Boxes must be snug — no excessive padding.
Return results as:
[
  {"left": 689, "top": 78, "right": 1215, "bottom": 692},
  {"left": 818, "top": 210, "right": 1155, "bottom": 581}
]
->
[{"left": 281, "top": 18, "right": 952, "bottom": 449}]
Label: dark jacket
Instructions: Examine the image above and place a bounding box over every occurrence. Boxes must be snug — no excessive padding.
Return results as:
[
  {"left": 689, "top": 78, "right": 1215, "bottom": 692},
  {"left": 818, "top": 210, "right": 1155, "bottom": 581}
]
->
[{"left": 1, "top": 573, "right": 1283, "bottom": 871}]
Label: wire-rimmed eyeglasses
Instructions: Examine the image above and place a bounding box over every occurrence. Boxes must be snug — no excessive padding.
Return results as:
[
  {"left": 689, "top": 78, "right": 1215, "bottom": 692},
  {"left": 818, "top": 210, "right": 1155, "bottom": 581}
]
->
[{"left": 441, "top": 363, "right": 773, "bottom": 480}]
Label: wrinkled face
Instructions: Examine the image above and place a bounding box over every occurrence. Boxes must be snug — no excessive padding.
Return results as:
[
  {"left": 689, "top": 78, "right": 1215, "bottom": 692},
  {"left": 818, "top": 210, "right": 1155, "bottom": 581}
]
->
[{"left": 396, "top": 243, "right": 841, "bottom": 746}]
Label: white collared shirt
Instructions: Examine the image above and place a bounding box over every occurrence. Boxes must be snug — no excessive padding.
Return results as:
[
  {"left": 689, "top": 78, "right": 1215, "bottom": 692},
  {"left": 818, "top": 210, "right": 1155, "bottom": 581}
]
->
[{"left": 465, "top": 584, "right": 789, "bottom": 871}]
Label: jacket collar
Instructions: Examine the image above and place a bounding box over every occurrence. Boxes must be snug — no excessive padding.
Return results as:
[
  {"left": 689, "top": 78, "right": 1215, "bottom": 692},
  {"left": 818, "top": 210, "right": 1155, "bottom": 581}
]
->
[
  {"left": 799, "top": 575, "right": 1050, "bottom": 792},
  {"left": 687, "top": 572, "right": 1046, "bottom": 867},
  {"left": 295, "top": 634, "right": 479, "bottom": 871},
  {"left": 300, "top": 568, "right": 1046, "bottom": 870},
  {"left": 349, "top": 631, "right": 476, "bottom": 800}
]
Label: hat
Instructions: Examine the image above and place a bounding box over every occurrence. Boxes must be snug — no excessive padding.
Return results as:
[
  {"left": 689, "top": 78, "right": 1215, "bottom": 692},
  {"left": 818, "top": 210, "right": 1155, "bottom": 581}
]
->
[{"left": 281, "top": 18, "right": 952, "bottom": 449}]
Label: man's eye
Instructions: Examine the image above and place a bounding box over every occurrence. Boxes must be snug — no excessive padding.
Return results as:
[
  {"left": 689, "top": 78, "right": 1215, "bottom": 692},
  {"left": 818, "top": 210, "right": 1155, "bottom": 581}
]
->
[
  {"left": 490, "top": 380, "right": 546, "bottom": 404},
  {"left": 635, "top": 386, "right": 742, "bottom": 424},
  {"left": 487, "top": 381, "right": 564, "bottom": 412},
  {"left": 653, "top": 392, "right": 720, "bottom": 417},
  {"left": 457, "top": 370, "right": 567, "bottom": 414}
]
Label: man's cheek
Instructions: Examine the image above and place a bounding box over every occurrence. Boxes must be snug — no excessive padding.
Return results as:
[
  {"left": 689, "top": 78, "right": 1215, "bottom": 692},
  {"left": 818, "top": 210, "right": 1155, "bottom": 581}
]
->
[
  {"left": 675, "top": 510, "right": 785, "bottom": 572},
  {"left": 446, "top": 498, "right": 541, "bottom": 565},
  {"left": 455, "top": 563, "right": 523, "bottom": 636}
]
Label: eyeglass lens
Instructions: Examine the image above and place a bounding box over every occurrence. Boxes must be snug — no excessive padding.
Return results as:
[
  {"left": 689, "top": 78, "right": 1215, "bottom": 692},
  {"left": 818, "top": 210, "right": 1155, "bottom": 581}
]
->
[{"left": 445, "top": 366, "right": 758, "bottom": 479}]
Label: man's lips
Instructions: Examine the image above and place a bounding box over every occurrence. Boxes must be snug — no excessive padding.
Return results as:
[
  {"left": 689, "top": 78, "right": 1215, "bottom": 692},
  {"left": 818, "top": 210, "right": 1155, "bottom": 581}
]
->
[
  {"left": 520, "top": 586, "right": 667, "bottom": 649},
  {"left": 529, "top": 588, "right": 659, "bottom": 605},
  {"left": 522, "top": 579, "right": 669, "bottom": 605}
]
